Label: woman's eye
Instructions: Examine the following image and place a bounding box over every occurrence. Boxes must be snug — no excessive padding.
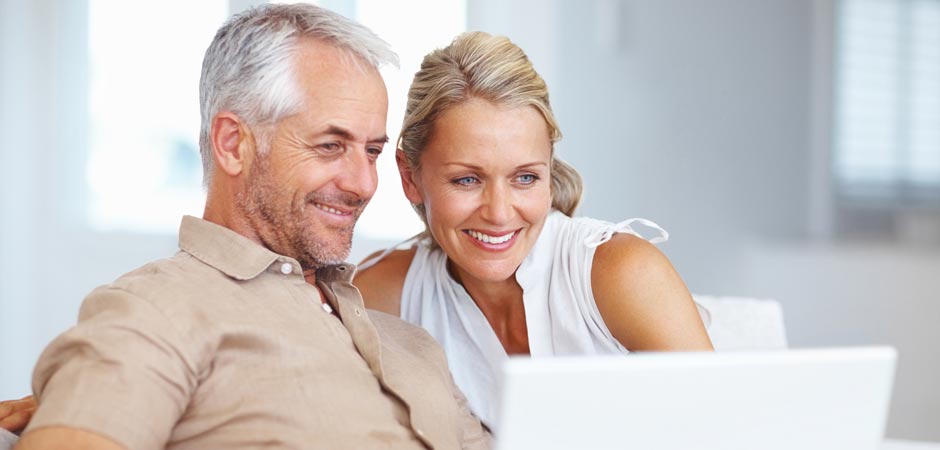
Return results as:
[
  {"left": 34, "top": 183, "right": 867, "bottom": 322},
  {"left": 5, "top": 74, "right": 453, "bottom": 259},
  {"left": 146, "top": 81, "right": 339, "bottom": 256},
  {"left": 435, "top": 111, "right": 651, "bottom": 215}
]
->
[
  {"left": 516, "top": 174, "right": 538, "bottom": 184},
  {"left": 454, "top": 176, "right": 478, "bottom": 186}
]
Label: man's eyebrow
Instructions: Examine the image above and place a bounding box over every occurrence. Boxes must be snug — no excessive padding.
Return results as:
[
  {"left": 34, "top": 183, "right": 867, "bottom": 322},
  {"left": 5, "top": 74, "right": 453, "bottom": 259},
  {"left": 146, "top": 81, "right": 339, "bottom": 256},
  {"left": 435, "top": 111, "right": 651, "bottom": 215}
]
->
[
  {"left": 370, "top": 135, "right": 390, "bottom": 145},
  {"left": 323, "top": 125, "right": 388, "bottom": 144}
]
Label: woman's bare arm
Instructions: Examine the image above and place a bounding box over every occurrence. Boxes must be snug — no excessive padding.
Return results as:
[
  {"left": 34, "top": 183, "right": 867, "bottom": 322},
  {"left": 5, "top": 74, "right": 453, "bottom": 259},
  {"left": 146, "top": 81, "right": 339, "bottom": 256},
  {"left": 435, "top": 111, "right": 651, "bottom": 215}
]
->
[
  {"left": 591, "top": 233, "right": 713, "bottom": 351},
  {"left": 0, "top": 396, "right": 35, "bottom": 433},
  {"left": 354, "top": 248, "right": 417, "bottom": 316}
]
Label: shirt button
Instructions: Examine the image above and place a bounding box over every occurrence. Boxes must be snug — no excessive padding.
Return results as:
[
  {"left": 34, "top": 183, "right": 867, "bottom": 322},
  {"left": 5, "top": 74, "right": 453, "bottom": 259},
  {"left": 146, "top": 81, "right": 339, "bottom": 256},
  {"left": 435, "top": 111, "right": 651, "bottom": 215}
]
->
[
  {"left": 354, "top": 308, "right": 362, "bottom": 316},
  {"left": 280, "top": 263, "right": 292, "bottom": 275}
]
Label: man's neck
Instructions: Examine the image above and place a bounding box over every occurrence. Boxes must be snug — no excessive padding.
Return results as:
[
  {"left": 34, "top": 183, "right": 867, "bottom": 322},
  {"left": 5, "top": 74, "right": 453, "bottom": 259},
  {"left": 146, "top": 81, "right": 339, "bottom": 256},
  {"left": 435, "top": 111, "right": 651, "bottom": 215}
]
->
[
  {"left": 303, "top": 269, "right": 318, "bottom": 286},
  {"left": 202, "top": 176, "right": 267, "bottom": 247}
]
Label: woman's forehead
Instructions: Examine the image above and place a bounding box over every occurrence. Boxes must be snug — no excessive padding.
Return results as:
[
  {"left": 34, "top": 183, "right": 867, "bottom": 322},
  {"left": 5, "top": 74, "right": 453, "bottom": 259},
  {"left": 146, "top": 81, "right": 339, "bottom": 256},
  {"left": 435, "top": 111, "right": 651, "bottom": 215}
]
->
[{"left": 422, "top": 99, "right": 552, "bottom": 162}]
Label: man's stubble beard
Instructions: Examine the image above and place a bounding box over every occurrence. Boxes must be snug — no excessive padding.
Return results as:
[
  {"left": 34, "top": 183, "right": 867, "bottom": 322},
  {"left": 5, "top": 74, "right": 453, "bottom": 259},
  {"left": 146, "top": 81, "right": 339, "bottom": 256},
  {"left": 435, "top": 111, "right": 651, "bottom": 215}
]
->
[{"left": 236, "top": 153, "right": 364, "bottom": 270}]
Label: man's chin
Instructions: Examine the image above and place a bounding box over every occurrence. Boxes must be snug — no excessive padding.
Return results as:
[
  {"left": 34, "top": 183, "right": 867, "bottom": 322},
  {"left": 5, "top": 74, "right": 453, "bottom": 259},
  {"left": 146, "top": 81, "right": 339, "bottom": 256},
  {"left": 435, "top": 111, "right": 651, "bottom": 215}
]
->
[
  {"left": 315, "top": 251, "right": 350, "bottom": 267},
  {"left": 301, "top": 239, "right": 352, "bottom": 268}
]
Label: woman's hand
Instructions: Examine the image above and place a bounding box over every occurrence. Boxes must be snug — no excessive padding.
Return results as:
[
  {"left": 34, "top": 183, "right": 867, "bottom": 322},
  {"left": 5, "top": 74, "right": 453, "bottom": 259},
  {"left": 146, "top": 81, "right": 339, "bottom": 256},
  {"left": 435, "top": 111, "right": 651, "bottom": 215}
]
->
[{"left": 0, "top": 395, "right": 36, "bottom": 433}]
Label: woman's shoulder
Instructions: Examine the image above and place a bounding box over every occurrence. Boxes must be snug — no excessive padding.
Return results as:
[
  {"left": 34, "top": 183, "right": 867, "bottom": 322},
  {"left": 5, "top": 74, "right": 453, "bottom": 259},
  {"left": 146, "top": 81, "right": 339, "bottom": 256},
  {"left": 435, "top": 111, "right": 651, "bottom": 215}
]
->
[
  {"left": 354, "top": 247, "right": 418, "bottom": 316},
  {"left": 590, "top": 232, "right": 711, "bottom": 350},
  {"left": 592, "top": 232, "right": 663, "bottom": 266},
  {"left": 591, "top": 231, "right": 675, "bottom": 294}
]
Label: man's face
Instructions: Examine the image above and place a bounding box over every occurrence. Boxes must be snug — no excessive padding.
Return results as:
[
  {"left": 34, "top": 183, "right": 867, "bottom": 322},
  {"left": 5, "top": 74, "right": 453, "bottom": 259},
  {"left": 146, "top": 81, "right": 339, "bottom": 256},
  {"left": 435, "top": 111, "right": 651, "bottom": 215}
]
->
[{"left": 237, "top": 39, "right": 389, "bottom": 270}]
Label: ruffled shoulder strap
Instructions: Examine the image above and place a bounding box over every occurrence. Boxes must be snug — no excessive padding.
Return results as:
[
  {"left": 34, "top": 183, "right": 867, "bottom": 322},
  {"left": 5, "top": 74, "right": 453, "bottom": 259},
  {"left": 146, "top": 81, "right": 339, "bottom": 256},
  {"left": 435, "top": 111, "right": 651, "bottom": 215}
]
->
[{"left": 583, "top": 217, "right": 669, "bottom": 248}]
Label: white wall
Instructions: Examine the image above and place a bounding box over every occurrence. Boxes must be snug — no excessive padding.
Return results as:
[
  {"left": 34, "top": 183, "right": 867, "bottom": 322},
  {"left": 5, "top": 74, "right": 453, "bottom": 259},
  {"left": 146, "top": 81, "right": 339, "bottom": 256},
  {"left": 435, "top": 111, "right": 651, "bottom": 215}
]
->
[
  {"left": 468, "top": 0, "right": 939, "bottom": 441},
  {"left": 0, "top": 0, "right": 181, "bottom": 399},
  {"left": 736, "top": 241, "right": 940, "bottom": 439},
  {"left": 0, "top": 0, "right": 47, "bottom": 397}
]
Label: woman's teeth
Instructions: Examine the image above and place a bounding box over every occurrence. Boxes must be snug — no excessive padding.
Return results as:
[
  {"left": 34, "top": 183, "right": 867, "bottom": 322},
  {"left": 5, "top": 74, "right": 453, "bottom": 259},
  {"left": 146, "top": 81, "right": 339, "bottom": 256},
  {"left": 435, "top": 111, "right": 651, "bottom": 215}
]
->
[{"left": 467, "top": 230, "right": 515, "bottom": 244}]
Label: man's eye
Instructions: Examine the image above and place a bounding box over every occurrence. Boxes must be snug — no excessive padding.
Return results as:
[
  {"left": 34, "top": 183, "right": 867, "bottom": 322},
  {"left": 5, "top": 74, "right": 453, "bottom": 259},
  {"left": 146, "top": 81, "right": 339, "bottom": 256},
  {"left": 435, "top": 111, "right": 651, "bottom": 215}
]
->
[
  {"left": 366, "top": 146, "right": 383, "bottom": 159},
  {"left": 318, "top": 142, "right": 343, "bottom": 154}
]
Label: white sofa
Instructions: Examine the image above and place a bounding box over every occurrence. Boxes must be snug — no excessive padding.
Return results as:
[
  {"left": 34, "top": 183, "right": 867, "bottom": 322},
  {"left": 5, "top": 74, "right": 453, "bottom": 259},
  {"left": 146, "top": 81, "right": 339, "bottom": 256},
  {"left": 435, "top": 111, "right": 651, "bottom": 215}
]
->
[{"left": 694, "top": 295, "right": 788, "bottom": 350}]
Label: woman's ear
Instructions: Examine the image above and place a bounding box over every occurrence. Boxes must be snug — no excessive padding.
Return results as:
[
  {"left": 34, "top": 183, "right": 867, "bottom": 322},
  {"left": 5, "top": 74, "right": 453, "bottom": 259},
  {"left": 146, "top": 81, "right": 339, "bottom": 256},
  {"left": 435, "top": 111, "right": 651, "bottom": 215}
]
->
[
  {"left": 397, "top": 150, "right": 424, "bottom": 205},
  {"left": 210, "top": 111, "right": 253, "bottom": 177}
]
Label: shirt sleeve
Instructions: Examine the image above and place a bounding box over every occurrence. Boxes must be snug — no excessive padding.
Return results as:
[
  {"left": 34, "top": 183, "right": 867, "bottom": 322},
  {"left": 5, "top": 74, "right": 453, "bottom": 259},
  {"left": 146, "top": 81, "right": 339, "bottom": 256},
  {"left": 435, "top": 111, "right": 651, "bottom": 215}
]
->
[
  {"left": 448, "top": 365, "right": 493, "bottom": 450},
  {"left": 26, "top": 285, "right": 198, "bottom": 450}
]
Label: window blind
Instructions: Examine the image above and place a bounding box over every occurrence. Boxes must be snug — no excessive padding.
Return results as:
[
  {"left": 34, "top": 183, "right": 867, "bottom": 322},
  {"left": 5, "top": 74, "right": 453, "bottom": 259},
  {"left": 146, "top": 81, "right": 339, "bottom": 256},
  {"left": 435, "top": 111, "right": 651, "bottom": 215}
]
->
[{"left": 834, "top": 0, "right": 940, "bottom": 202}]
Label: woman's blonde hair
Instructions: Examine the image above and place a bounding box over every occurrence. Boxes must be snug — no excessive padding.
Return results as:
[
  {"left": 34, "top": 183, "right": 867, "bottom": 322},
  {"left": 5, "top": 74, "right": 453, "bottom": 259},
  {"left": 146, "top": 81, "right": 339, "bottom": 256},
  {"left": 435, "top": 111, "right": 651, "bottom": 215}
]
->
[{"left": 398, "top": 31, "right": 583, "bottom": 234}]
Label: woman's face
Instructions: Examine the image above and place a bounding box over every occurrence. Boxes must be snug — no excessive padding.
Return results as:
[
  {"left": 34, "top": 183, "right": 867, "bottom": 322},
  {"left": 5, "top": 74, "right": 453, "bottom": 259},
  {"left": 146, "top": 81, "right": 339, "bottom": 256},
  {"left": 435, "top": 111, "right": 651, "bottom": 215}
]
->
[{"left": 400, "top": 97, "right": 553, "bottom": 285}]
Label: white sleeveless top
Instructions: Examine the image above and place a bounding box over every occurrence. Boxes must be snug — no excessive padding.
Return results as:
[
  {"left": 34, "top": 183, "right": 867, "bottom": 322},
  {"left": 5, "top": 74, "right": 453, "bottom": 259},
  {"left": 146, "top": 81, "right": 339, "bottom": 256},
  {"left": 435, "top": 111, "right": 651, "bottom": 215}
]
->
[{"left": 361, "top": 210, "right": 669, "bottom": 426}]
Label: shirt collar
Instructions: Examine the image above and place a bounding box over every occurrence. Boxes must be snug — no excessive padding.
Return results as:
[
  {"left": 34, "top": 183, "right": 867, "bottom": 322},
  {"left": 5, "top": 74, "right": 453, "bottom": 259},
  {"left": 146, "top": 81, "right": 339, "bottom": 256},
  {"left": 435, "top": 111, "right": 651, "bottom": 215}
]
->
[{"left": 177, "top": 215, "right": 356, "bottom": 282}]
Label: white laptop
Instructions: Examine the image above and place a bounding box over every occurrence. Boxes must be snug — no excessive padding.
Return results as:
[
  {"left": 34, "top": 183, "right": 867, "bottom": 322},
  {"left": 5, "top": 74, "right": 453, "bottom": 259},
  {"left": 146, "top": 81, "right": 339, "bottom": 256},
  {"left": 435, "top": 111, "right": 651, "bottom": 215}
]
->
[{"left": 493, "top": 347, "right": 896, "bottom": 450}]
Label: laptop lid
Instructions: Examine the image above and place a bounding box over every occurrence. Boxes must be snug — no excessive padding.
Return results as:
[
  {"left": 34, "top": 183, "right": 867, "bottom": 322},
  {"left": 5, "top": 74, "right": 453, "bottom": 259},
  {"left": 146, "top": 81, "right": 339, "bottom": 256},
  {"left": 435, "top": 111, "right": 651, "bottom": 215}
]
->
[{"left": 493, "top": 347, "right": 896, "bottom": 450}]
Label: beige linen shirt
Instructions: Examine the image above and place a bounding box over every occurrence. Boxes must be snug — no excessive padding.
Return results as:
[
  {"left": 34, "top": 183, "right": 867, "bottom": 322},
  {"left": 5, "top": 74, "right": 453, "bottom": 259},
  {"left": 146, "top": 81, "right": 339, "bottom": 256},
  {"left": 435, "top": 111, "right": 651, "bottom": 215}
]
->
[{"left": 26, "top": 216, "right": 490, "bottom": 450}]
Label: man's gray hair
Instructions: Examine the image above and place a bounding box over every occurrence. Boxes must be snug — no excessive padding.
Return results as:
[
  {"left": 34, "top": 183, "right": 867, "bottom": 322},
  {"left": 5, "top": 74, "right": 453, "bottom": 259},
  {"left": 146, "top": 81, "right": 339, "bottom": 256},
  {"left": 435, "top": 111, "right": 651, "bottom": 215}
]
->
[{"left": 198, "top": 3, "right": 398, "bottom": 185}]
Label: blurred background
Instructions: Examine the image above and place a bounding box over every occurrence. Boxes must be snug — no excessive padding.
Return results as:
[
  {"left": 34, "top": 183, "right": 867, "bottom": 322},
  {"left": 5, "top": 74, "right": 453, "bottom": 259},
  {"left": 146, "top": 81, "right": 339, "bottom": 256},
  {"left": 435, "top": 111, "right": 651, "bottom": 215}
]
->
[{"left": 1, "top": 0, "right": 938, "bottom": 441}]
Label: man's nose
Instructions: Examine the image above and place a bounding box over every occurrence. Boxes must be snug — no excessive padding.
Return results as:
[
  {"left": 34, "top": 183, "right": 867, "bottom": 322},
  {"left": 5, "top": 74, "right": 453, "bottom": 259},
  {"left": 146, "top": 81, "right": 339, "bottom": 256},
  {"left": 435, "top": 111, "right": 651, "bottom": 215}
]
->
[{"left": 336, "top": 148, "right": 378, "bottom": 200}]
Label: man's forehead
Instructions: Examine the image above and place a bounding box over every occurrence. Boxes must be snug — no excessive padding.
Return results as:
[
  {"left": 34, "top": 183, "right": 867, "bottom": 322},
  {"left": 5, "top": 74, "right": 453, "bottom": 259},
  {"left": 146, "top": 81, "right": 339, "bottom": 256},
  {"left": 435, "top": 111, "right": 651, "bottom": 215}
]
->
[{"left": 285, "top": 40, "right": 389, "bottom": 142}]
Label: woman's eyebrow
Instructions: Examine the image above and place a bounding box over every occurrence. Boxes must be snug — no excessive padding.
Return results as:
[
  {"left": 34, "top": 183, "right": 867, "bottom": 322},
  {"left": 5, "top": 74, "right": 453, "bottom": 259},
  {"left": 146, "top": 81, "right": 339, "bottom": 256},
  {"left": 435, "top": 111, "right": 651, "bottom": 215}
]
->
[{"left": 441, "top": 161, "right": 549, "bottom": 170}]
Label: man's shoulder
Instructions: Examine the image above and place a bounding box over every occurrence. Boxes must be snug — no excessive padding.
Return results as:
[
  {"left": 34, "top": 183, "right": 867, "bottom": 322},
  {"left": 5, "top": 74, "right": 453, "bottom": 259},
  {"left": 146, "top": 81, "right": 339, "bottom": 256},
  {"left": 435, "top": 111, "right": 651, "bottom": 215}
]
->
[
  {"left": 367, "top": 308, "right": 430, "bottom": 338},
  {"left": 107, "top": 251, "right": 220, "bottom": 291},
  {"left": 82, "top": 251, "right": 227, "bottom": 320},
  {"left": 367, "top": 309, "right": 443, "bottom": 357}
]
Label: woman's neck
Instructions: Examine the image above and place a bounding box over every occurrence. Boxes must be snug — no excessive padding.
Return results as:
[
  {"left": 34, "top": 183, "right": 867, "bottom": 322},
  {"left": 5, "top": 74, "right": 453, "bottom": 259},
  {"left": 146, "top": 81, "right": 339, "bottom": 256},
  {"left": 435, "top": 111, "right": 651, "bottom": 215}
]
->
[{"left": 448, "top": 260, "right": 530, "bottom": 355}]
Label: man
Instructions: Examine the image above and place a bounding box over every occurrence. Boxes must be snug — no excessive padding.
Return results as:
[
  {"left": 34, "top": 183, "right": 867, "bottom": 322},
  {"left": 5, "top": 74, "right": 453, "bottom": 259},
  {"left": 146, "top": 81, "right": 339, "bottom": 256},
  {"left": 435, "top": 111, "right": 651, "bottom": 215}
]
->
[{"left": 11, "top": 4, "right": 490, "bottom": 449}]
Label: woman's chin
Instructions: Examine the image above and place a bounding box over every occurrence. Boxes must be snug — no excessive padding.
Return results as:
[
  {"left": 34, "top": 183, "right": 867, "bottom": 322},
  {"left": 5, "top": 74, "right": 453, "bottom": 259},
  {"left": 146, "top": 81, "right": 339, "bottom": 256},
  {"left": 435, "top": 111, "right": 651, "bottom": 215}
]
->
[{"left": 451, "top": 259, "right": 522, "bottom": 286}]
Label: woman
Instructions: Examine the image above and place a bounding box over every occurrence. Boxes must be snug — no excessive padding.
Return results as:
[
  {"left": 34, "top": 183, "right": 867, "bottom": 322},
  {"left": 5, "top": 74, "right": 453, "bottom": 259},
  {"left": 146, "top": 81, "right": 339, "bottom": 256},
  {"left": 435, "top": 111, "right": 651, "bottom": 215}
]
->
[
  {"left": 354, "top": 31, "right": 711, "bottom": 425},
  {"left": 0, "top": 31, "right": 711, "bottom": 434}
]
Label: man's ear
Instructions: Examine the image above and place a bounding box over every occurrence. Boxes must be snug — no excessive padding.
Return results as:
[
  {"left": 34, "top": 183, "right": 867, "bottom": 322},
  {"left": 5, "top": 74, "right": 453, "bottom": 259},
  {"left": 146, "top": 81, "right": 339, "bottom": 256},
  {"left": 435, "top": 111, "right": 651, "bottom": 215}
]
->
[
  {"left": 397, "top": 150, "right": 424, "bottom": 205},
  {"left": 210, "top": 112, "right": 253, "bottom": 177}
]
